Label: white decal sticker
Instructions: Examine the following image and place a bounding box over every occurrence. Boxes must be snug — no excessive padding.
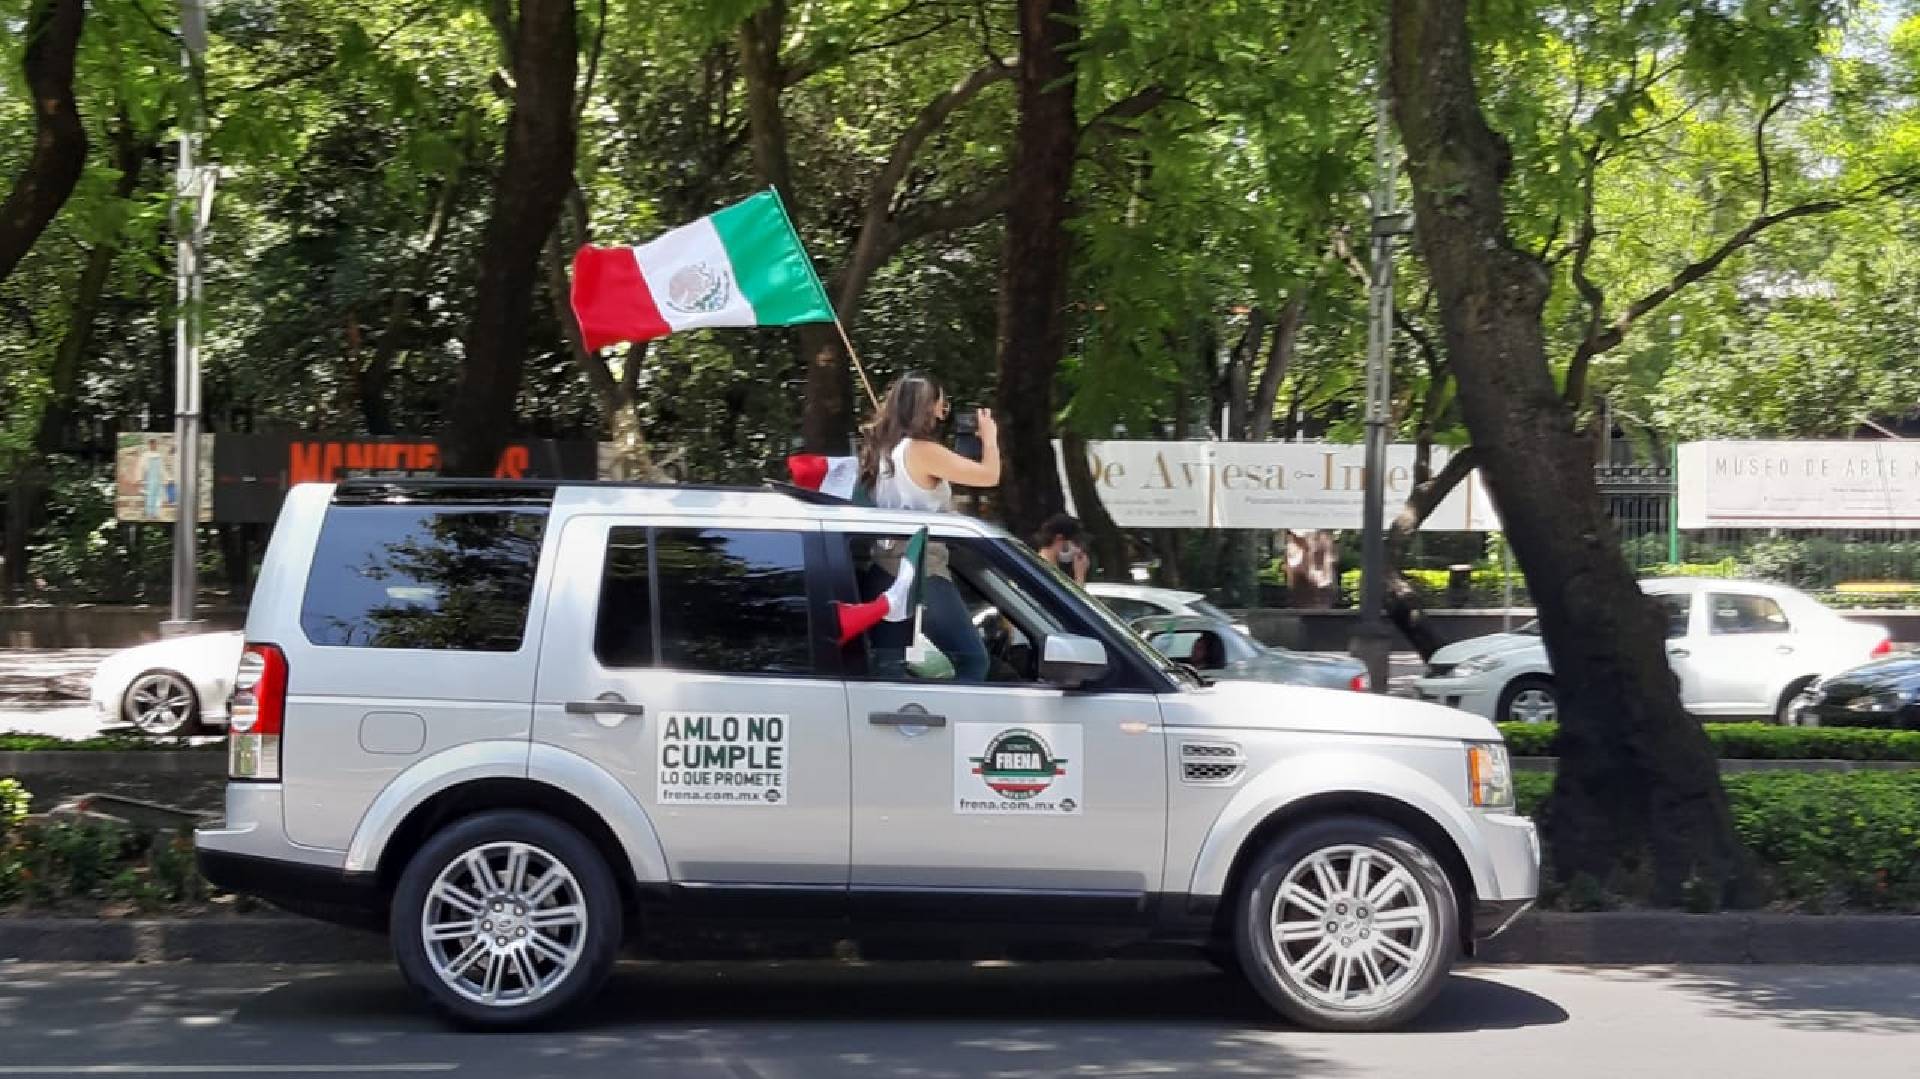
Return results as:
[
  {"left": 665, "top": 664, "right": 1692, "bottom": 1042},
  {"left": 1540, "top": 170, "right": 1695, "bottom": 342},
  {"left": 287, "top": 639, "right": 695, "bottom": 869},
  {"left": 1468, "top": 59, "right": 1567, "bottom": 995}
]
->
[
  {"left": 954, "top": 723, "right": 1084, "bottom": 815},
  {"left": 657, "top": 712, "right": 789, "bottom": 806}
]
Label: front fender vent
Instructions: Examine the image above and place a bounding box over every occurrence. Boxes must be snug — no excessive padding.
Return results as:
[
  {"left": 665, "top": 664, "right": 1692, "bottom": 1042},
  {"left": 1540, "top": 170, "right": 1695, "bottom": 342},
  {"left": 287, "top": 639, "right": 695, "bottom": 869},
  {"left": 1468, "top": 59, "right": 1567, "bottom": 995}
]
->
[{"left": 1180, "top": 741, "right": 1246, "bottom": 786}]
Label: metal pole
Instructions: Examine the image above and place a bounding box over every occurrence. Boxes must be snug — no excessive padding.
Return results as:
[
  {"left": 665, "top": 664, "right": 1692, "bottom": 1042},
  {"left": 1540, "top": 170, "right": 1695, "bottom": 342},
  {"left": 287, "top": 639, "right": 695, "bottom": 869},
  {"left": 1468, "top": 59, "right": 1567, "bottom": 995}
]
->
[
  {"left": 164, "top": 0, "right": 209, "bottom": 637},
  {"left": 1352, "top": 70, "right": 1401, "bottom": 692}
]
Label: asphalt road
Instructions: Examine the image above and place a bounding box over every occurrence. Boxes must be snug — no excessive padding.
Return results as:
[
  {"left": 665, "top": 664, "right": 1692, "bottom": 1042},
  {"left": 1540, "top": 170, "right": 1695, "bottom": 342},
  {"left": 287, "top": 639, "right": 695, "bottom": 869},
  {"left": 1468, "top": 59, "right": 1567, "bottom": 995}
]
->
[{"left": 0, "top": 960, "right": 1914, "bottom": 1078}]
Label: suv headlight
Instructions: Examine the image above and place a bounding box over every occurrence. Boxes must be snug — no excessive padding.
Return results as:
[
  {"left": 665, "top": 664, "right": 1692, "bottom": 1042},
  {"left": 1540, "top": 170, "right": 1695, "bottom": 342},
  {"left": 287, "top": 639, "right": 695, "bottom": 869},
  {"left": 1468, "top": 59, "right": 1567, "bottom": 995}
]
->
[
  {"left": 1454, "top": 654, "right": 1506, "bottom": 677},
  {"left": 1848, "top": 689, "right": 1909, "bottom": 713},
  {"left": 1467, "top": 743, "right": 1514, "bottom": 809}
]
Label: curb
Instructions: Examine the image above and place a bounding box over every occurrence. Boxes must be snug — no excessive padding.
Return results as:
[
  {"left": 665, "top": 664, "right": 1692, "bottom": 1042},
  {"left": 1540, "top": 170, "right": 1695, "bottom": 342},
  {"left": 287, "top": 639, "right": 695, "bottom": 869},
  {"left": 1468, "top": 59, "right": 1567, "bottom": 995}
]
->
[
  {"left": 0, "top": 750, "right": 226, "bottom": 777},
  {"left": 1475, "top": 912, "right": 1920, "bottom": 964},
  {"left": 4, "top": 912, "right": 1917, "bottom": 965}
]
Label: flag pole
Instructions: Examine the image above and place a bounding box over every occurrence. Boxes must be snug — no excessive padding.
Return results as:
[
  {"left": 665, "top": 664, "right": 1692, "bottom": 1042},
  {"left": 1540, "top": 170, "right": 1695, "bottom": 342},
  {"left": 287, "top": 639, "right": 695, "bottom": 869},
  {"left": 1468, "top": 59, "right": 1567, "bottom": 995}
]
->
[{"left": 834, "top": 316, "right": 881, "bottom": 410}]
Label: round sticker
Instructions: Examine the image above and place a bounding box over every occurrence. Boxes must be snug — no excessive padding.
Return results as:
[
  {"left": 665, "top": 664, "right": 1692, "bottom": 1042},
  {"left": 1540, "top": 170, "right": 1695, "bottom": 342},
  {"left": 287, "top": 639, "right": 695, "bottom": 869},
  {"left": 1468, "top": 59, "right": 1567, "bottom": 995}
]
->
[{"left": 972, "top": 728, "right": 1068, "bottom": 800}]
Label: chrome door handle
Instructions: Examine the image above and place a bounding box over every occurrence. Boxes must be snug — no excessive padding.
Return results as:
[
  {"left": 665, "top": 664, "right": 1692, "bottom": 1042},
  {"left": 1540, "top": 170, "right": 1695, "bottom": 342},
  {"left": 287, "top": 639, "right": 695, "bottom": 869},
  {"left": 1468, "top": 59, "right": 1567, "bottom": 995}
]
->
[
  {"left": 869, "top": 710, "right": 946, "bottom": 727},
  {"left": 1775, "top": 645, "right": 1795, "bottom": 655},
  {"left": 565, "top": 698, "right": 646, "bottom": 717},
  {"left": 1668, "top": 648, "right": 1690, "bottom": 658}
]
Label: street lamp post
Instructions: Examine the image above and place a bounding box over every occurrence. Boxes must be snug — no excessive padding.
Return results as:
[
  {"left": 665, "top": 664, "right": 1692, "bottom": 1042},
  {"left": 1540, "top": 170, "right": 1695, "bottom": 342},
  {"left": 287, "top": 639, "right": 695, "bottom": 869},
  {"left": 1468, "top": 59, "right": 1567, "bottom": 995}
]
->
[
  {"left": 1352, "top": 76, "right": 1408, "bottom": 692},
  {"left": 163, "top": 0, "right": 210, "bottom": 637}
]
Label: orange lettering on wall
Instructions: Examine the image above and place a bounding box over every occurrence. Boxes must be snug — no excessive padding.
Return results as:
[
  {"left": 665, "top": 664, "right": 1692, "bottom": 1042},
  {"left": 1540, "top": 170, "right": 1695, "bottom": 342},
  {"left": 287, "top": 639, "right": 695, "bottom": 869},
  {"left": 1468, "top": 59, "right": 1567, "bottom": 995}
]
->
[
  {"left": 322, "top": 442, "right": 344, "bottom": 479},
  {"left": 345, "top": 443, "right": 374, "bottom": 471},
  {"left": 494, "top": 445, "right": 529, "bottom": 478},
  {"left": 419, "top": 444, "right": 439, "bottom": 471},
  {"left": 289, "top": 443, "right": 324, "bottom": 485}
]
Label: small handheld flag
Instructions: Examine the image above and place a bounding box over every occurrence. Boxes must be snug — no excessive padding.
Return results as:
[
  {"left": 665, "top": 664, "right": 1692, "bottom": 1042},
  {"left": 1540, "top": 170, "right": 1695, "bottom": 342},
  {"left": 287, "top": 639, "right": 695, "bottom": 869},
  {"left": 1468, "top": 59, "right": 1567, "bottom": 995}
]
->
[
  {"left": 834, "top": 528, "right": 927, "bottom": 644},
  {"left": 787, "top": 454, "right": 860, "bottom": 500}
]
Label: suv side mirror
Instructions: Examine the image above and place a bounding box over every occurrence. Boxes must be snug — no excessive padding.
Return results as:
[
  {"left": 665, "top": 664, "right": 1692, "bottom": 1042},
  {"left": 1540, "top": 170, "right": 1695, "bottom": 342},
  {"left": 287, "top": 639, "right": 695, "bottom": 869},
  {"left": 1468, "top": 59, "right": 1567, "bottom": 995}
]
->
[{"left": 1040, "top": 633, "right": 1108, "bottom": 688}]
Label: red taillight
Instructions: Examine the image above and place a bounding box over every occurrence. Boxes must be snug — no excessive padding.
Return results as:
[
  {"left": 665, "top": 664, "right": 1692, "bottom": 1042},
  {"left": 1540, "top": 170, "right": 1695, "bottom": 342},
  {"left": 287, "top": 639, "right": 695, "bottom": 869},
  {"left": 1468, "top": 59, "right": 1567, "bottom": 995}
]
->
[
  {"left": 229, "top": 643, "right": 287, "bottom": 780},
  {"left": 1349, "top": 672, "right": 1370, "bottom": 692},
  {"left": 1872, "top": 638, "right": 1894, "bottom": 658}
]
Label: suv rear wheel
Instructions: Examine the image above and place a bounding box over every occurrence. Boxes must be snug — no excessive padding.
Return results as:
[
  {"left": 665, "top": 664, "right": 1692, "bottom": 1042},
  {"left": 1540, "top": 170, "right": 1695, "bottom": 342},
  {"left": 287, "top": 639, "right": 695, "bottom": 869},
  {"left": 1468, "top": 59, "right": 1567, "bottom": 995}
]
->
[
  {"left": 392, "top": 810, "right": 621, "bottom": 1028},
  {"left": 1233, "top": 815, "right": 1458, "bottom": 1031}
]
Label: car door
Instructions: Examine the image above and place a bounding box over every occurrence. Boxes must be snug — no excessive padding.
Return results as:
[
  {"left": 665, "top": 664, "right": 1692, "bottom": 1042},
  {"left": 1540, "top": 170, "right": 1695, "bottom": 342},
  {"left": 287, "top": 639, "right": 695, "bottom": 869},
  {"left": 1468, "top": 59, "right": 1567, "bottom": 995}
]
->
[
  {"left": 832, "top": 529, "right": 1168, "bottom": 922},
  {"left": 532, "top": 515, "right": 850, "bottom": 888},
  {"left": 1672, "top": 590, "right": 1794, "bottom": 714}
]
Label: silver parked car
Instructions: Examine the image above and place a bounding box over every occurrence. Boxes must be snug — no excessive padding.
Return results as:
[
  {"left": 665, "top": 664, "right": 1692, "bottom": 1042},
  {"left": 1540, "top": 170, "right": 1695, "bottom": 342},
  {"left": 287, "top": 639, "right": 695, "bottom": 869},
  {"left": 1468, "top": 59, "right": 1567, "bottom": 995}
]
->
[
  {"left": 1136, "top": 615, "right": 1369, "bottom": 692},
  {"left": 197, "top": 479, "right": 1537, "bottom": 1032}
]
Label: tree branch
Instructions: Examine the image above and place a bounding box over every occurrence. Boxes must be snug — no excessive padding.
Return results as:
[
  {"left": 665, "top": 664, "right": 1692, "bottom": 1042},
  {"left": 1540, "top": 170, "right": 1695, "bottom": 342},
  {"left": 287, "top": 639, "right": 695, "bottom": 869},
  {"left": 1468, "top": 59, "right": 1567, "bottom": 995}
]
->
[
  {"left": 1754, "top": 93, "right": 1790, "bottom": 217},
  {"left": 1079, "top": 85, "right": 1169, "bottom": 139}
]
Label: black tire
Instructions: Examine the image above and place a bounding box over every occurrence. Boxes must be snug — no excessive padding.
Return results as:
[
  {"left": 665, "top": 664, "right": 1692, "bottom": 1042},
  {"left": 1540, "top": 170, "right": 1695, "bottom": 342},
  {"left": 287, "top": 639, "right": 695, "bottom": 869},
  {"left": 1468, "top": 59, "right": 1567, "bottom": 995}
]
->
[
  {"left": 392, "top": 810, "right": 622, "bottom": 1029},
  {"left": 1495, "top": 675, "right": 1558, "bottom": 725},
  {"left": 1775, "top": 677, "right": 1817, "bottom": 726},
  {"left": 121, "top": 669, "right": 201, "bottom": 736},
  {"left": 1233, "top": 815, "right": 1459, "bottom": 1032}
]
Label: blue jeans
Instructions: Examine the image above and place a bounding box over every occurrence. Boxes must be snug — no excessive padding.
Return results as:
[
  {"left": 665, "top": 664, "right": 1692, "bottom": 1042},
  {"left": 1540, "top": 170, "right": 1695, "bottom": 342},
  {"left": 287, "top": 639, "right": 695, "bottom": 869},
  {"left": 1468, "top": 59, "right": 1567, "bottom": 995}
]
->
[{"left": 870, "top": 574, "right": 990, "bottom": 682}]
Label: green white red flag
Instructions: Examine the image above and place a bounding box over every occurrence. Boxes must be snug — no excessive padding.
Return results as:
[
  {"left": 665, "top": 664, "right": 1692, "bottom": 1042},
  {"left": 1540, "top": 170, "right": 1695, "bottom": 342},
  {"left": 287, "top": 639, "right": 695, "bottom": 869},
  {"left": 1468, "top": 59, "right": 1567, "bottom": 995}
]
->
[
  {"left": 570, "top": 189, "right": 835, "bottom": 352},
  {"left": 834, "top": 528, "right": 927, "bottom": 643}
]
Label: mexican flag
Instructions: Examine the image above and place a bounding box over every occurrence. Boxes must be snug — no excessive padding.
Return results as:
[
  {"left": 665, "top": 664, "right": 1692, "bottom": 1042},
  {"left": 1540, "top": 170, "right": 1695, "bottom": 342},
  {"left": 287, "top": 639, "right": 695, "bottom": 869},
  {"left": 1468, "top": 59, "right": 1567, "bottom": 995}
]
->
[
  {"left": 570, "top": 189, "right": 836, "bottom": 352},
  {"left": 787, "top": 454, "right": 860, "bottom": 500},
  {"left": 833, "top": 528, "right": 927, "bottom": 643}
]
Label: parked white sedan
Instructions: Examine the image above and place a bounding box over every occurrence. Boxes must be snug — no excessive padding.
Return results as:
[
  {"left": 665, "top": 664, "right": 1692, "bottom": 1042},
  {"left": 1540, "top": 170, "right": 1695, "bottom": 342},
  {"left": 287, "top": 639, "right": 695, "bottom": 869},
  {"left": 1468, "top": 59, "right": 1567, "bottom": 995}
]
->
[
  {"left": 89, "top": 631, "right": 243, "bottom": 736},
  {"left": 1085, "top": 582, "right": 1250, "bottom": 633},
  {"left": 1412, "top": 578, "right": 1891, "bottom": 724}
]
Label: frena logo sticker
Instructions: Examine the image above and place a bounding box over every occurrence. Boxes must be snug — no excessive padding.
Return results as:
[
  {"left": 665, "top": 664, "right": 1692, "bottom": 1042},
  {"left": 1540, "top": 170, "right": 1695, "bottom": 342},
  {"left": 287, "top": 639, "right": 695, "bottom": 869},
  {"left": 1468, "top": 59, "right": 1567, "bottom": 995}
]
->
[
  {"left": 971, "top": 728, "right": 1068, "bottom": 800},
  {"left": 665, "top": 261, "right": 731, "bottom": 314}
]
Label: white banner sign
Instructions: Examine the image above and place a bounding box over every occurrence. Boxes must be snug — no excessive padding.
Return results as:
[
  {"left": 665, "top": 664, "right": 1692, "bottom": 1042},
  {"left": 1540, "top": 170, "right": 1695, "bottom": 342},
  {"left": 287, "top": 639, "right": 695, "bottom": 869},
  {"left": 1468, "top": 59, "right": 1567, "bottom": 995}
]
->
[
  {"left": 1679, "top": 440, "right": 1920, "bottom": 529},
  {"left": 657, "top": 713, "right": 789, "bottom": 806},
  {"left": 954, "top": 723, "right": 1084, "bottom": 815},
  {"left": 1057, "top": 440, "right": 1498, "bottom": 531}
]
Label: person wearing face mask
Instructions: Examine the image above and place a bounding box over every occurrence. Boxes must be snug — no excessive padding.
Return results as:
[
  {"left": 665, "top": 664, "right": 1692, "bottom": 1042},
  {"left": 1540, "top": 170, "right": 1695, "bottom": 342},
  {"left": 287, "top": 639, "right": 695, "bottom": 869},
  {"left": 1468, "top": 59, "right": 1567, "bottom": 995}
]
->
[
  {"left": 1034, "top": 513, "right": 1089, "bottom": 584},
  {"left": 858, "top": 373, "right": 1000, "bottom": 681}
]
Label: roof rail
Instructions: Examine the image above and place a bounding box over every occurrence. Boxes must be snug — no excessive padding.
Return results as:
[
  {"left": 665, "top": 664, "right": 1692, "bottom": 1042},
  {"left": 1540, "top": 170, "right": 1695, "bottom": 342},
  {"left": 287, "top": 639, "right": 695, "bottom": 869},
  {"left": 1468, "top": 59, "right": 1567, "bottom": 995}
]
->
[{"left": 328, "top": 476, "right": 855, "bottom": 508}]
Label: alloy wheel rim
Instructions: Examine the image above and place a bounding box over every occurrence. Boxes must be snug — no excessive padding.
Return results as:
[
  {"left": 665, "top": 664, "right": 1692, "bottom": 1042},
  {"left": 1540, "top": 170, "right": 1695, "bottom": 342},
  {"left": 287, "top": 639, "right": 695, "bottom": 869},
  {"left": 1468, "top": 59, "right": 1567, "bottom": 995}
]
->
[
  {"left": 1269, "top": 843, "right": 1435, "bottom": 1011},
  {"left": 422, "top": 841, "right": 587, "bottom": 1007},
  {"left": 127, "top": 674, "right": 194, "bottom": 734},
  {"left": 1509, "top": 688, "right": 1556, "bottom": 724}
]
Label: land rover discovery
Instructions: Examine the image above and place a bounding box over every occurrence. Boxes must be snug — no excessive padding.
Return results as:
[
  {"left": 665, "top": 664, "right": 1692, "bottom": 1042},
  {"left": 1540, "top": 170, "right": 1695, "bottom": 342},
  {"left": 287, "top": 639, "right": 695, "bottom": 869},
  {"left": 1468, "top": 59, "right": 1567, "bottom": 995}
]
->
[{"left": 196, "top": 479, "right": 1537, "bottom": 1031}]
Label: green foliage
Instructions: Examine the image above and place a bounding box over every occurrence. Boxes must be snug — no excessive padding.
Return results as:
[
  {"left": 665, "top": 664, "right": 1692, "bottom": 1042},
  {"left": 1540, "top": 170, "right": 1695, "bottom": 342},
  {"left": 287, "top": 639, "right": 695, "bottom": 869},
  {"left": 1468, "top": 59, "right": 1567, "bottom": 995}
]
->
[
  {"left": 1500, "top": 722, "right": 1920, "bottom": 761},
  {"left": 0, "top": 820, "right": 206, "bottom": 911},
  {"left": 1516, "top": 769, "right": 1920, "bottom": 911},
  {"left": 0, "top": 779, "right": 28, "bottom": 829},
  {"left": 0, "top": 732, "right": 214, "bottom": 752}
]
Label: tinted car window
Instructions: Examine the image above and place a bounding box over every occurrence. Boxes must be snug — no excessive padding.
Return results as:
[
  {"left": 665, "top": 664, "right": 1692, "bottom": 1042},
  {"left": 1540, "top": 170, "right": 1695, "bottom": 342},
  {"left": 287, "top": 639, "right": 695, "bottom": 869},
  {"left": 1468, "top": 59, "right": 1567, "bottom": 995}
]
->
[
  {"left": 1709, "top": 593, "right": 1790, "bottom": 635},
  {"left": 301, "top": 505, "right": 546, "bottom": 650},
  {"left": 1654, "top": 593, "right": 1691, "bottom": 638},
  {"left": 656, "top": 528, "right": 813, "bottom": 675},
  {"left": 593, "top": 528, "right": 654, "bottom": 668}
]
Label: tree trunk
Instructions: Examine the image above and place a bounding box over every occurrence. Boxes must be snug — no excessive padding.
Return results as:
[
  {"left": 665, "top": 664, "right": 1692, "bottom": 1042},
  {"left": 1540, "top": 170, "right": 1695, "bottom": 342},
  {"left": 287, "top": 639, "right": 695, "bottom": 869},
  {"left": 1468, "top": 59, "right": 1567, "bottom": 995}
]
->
[
  {"left": 990, "top": 0, "right": 1080, "bottom": 540},
  {"left": 0, "top": 0, "right": 86, "bottom": 286},
  {"left": 1389, "top": 0, "right": 1749, "bottom": 905},
  {"left": 1285, "top": 530, "right": 1338, "bottom": 607},
  {"left": 440, "top": 0, "right": 577, "bottom": 476},
  {"left": 1059, "top": 429, "right": 1128, "bottom": 582}
]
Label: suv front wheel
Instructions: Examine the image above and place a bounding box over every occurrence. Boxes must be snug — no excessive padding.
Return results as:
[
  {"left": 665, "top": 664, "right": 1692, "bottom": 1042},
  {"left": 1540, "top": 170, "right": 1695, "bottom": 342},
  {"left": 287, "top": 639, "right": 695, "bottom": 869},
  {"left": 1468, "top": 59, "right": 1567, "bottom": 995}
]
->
[
  {"left": 392, "top": 810, "right": 621, "bottom": 1028},
  {"left": 1233, "top": 816, "right": 1459, "bottom": 1031}
]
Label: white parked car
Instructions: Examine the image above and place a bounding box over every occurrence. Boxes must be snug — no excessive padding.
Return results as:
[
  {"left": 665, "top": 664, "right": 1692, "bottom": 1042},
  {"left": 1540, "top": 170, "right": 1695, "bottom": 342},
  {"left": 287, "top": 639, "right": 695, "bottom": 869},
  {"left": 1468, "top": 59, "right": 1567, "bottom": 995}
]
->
[
  {"left": 89, "top": 631, "right": 244, "bottom": 736},
  {"left": 1086, "top": 582, "right": 1249, "bottom": 633},
  {"left": 1413, "top": 579, "right": 1891, "bottom": 725}
]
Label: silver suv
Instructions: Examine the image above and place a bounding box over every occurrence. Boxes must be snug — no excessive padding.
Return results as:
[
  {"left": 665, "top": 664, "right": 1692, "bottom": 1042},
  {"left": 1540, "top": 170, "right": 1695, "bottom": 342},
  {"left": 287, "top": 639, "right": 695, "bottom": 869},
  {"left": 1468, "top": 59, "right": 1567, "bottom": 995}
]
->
[{"left": 197, "top": 479, "right": 1537, "bottom": 1031}]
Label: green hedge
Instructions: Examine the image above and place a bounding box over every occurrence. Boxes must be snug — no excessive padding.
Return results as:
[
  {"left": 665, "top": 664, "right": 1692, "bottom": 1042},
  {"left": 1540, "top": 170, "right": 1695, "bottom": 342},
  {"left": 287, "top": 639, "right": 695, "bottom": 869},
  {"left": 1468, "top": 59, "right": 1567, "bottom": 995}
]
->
[
  {"left": 0, "top": 732, "right": 213, "bottom": 753},
  {"left": 1498, "top": 721, "right": 1920, "bottom": 761},
  {"left": 1514, "top": 771, "right": 1920, "bottom": 911}
]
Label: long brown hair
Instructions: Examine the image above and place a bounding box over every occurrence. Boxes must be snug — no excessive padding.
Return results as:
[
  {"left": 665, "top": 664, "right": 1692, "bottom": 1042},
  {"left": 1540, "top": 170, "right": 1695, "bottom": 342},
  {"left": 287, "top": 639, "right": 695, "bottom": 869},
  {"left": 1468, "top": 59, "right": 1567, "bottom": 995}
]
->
[{"left": 859, "top": 373, "right": 945, "bottom": 490}]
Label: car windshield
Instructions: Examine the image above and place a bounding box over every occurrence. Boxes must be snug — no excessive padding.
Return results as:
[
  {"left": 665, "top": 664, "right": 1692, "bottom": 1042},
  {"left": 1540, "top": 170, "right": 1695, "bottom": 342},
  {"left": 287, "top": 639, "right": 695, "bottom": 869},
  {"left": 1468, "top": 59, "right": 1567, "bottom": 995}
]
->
[{"left": 1010, "top": 542, "right": 1198, "bottom": 687}]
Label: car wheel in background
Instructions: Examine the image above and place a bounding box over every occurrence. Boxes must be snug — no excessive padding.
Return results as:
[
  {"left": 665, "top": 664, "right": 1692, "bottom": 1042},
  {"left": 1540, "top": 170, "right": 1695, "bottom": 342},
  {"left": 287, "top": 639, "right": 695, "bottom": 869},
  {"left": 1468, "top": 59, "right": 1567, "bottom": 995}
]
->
[
  {"left": 1775, "top": 677, "right": 1817, "bottom": 725},
  {"left": 121, "top": 670, "right": 200, "bottom": 736},
  {"left": 1496, "top": 675, "right": 1558, "bottom": 725}
]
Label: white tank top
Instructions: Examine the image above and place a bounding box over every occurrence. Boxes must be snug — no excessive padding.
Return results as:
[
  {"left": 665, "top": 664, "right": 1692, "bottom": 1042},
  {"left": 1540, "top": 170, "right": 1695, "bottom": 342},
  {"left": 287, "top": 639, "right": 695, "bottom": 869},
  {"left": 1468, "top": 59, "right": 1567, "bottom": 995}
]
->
[{"left": 876, "top": 438, "right": 951, "bottom": 511}]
